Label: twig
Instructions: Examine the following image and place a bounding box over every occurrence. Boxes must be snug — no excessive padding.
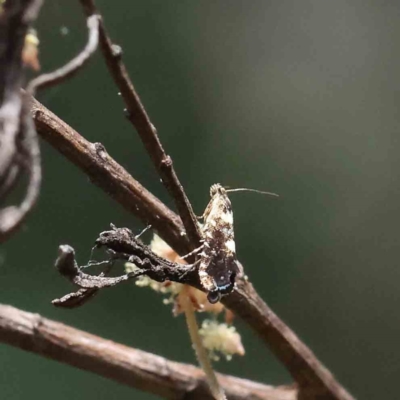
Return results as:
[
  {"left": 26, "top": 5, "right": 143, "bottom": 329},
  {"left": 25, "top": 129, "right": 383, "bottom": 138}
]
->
[
  {"left": 54, "top": 244, "right": 138, "bottom": 289},
  {"left": 0, "top": 163, "right": 20, "bottom": 201},
  {"left": 31, "top": 96, "right": 354, "bottom": 400},
  {"left": 0, "top": 2, "right": 99, "bottom": 242},
  {"left": 0, "top": 0, "right": 41, "bottom": 179},
  {"left": 30, "top": 97, "right": 192, "bottom": 254},
  {"left": 0, "top": 304, "right": 297, "bottom": 400},
  {"left": 27, "top": 15, "right": 100, "bottom": 93},
  {"left": 52, "top": 228, "right": 197, "bottom": 307},
  {"left": 0, "top": 97, "right": 41, "bottom": 239},
  {"left": 52, "top": 287, "right": 99, "bottom": 308},
  {"left": 78, "top": 0, "right": 202, "bottom": 248},
  {"left": 0, "top": 0, "right": 43, "bottom": 242}
]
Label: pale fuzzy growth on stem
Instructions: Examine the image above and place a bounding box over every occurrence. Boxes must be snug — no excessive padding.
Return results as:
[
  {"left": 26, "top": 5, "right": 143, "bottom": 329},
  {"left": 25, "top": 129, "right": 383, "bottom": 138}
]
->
[{"left": 199, "top": 320, "right": 245, "bottom": 361}]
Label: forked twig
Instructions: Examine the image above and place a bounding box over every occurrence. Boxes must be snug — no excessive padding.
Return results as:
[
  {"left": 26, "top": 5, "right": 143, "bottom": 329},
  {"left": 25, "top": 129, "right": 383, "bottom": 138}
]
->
[
  {"left": 78, "top": 0, "right": 202, "bottom": 249},
  {"left": 31, "top": 97, "right": 192, "bottom": 255},
  {"left": 52, "top": 226, "right": 197, "bottom": 308}
]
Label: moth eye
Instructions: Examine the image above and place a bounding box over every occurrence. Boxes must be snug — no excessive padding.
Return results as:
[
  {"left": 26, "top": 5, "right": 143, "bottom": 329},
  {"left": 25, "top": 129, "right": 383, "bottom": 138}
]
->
[{"left": 207, "top": 291, "right": 221, "bottom": 304}]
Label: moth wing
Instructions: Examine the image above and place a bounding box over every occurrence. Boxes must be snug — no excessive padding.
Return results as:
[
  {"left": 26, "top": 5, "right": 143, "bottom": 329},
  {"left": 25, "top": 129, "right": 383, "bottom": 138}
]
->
[
  {"left": 201, "top": 196, "right": 215, "bottom": 221},
  {"left": 199, "top": 257, "right": 217, "bottom": 292}
]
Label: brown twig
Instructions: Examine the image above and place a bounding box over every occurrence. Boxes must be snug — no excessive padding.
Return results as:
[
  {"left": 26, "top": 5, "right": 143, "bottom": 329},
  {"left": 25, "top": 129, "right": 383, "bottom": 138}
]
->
[
  {"left": 0, "top": 304, "right": 297, "bottom": 400},
  {"left": 54, "top": 244, "right": 138, "bottom": 289},
  {"left": 52, "top": 229, "right": 198, "bottom": 307},
  {"left": 0, "top": 96, "right": 41, "bottom": 239},
  {"left": 27, "top": 15, "right": 100, "bottom": 93},
  {"left": 78, "top": 0, "right": 202, "bottom": 249},
  {"left": 0, "top": 0, "right": 43, "bottom": 242},
  {"left": 31, "top": 97, "right": 192, "bottom": 255},
  {"left": 0, "top": 2, "right": 99, "bottom": 242},
  {"left": 31, "top": 96, "right": 354, "bottom": 400},
  {"left": 0, "top": 0, "right": 39, "bottom": 178}
]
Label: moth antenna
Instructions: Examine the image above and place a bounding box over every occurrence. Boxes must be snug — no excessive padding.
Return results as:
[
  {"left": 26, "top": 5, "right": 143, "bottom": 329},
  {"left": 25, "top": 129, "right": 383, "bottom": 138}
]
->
[{"left": 225, "top": 187, "right": 279, "bottom": 197}]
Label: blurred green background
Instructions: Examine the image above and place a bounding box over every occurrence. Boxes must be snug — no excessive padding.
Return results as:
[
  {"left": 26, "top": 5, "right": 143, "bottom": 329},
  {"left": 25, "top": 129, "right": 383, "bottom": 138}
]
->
[{"left": 1, "top": 1, "right": 399, "bottom": 399}]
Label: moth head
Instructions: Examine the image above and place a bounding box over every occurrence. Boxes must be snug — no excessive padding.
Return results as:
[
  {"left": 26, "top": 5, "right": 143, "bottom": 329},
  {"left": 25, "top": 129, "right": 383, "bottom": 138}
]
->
[{"left": 210, "top": 183, "right": 225, "bottom": 197}]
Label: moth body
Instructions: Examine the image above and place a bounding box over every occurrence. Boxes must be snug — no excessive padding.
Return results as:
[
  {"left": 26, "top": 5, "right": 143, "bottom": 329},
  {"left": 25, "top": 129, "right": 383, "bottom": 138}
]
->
[{"left": 199, "top": 184, "right": 240, "bottom": 303}]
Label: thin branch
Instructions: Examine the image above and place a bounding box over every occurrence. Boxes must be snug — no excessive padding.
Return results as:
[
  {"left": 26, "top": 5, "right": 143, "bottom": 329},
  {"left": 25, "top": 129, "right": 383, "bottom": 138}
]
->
[
  {"left": 78, "top": 0, "right": 202, "bottom": 248},
  {"left": 0, "top": 163, "right": 20, "bottom": 201},
  {"left": 54, "top": 244, "right": 138, "bottom": 289},
  {"left": 0, "top": 2, "right": 99, "bottom": 242},
  {"left": 0, "top": 304, "right": 297, "bottom": 400},
  {"left": 0, "top": 0, "right": 43, "bottom": 242},
  {"left": 0, "top": 0, "right": 42, "bottom": 179},
  {"left": 31, "top": 97, "right": 354, "bottom": 400},
  {"left": 52, "top": 229, "right": 197, "bottom": 307},
  {"left": 52, "top": 287, "right": 99, "bottom": 308},
  {"left": 26, "top": 15, "right": 100, "bottom": 93},
  {"left": 0, "top": 97, "right": 41, "bottom": 240},
  {"left": 225, "top": 282, "right": 354, "bottom": 400},
  {"left": 30, "top": 96, "right": 192, "bottom": 255}
]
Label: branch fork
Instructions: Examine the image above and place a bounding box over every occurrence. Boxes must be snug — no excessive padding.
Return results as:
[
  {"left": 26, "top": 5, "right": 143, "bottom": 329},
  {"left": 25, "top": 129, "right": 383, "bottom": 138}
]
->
[{"left": 52, "top": 225, "right": 199, "bottom": 308}]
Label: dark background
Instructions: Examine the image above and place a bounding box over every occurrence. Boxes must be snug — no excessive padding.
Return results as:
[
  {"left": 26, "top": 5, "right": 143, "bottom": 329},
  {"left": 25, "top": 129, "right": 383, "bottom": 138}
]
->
[{"left": 1, "top": 1, "right": 399, "bottom": 399}]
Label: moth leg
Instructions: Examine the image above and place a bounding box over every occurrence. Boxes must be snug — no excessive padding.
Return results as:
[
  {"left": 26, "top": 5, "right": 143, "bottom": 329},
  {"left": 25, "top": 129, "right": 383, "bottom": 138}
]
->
[
  {"left": 180, "top": 244, "right": 204, "bottom": 260},
  {"left": 178, "top": 259, "right": 201, "bottom": 281},
  {"left": 198, "top": 259, "right": 217, "bottom": 293}
]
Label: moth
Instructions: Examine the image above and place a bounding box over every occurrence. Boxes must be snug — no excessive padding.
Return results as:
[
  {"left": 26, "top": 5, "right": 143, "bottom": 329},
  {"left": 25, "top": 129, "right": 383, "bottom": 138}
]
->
[
  {"left": 193, "top": 184, "right": 278, "bottom": 304},
  {"left": 197, "top": 184, "right": 241, "bottom": 304}
]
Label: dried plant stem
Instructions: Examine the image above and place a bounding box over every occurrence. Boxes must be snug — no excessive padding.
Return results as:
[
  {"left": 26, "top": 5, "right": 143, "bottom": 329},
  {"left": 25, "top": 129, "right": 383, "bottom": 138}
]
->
[
  {"left": 181, "top": 286, "right": 227, "bottom": 400},
  {"left": 0, "top": 304, "right": 296, "bottom": 400},
  {"left": 0, "top": 0, "right": 43, "bottom": 242},
  {"left": 27, "top": 15, "right": 100, "bottom": 93}
]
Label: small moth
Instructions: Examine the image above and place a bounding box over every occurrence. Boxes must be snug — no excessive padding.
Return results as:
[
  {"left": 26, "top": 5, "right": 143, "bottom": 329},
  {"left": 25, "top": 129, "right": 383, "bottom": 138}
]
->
[
  {"left": 198, "top": 184, "right": 240, "bottom": 304},
  {"left": 196, "top": 184, "right": 278, "bottom": 304}
]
